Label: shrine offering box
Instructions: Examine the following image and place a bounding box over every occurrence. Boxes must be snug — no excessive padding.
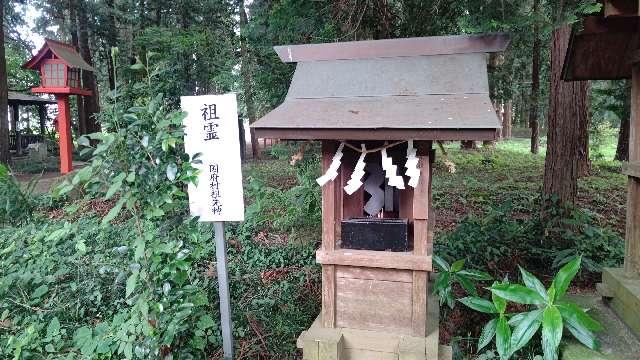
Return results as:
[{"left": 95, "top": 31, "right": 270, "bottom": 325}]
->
[{"left": 341, "top": 218, "right": 410, "bottom": 252}]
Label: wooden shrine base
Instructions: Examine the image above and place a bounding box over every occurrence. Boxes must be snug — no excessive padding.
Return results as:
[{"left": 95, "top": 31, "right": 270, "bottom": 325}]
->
[
  {"left": 598, "top": 268, "right": 640, "bottom": 337},
  {"left": 297, "top": 289, "right": 451, "bottom": 360}
]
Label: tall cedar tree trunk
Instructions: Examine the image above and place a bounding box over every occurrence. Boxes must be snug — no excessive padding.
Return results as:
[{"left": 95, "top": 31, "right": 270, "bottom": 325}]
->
[
  {"left": 529, "top": 0, "right": 541, "bottom": 154},
  {"left": 105, "top": 0, "right": 117, "bottom": 90},
  {"left": 238, "top": 0, "right": 258, "bottom": 158},
  {"left": 578, "top": 96, "right": 591, "bottom": 176},
  {"left": 180, "top": 1, "right": 193, "bottom": 94},
  {"left": 502, "top": 100, "right": 513, "bottom": 138},
  {"left": 69, "top": 0, "right": 87, "bottom": 135},
  {"left": 616, "top": 82, "right": 631, "bottom": 161},
  {"left": 543, "top": 25, "right": 590, "bottom": 207},
  {"left": 78, "top": 0, "right": 101, "bottom": 133},
  {"left": 0, "top": 0, "right": 9, "bottom": 165}
]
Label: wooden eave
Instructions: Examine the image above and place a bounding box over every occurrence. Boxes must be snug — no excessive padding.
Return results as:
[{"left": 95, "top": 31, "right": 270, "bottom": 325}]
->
[{"left": 562, "top": 15, "right": 640, "bottom": 81}]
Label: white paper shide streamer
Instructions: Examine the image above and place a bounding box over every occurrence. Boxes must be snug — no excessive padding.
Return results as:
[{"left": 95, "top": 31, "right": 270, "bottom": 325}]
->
[
  {"left": 344, "top": 144, "right": 367, "bottom": 195},
  {"left": 363, "top": 163, "right": 385, "bottom": 215},
  {"left": 316, "top": 142, "right": 344, "bottom": 186},
  {"left": 381, "top": 148, "right": 405, "bottom": 189},
  {"left": 405, "top": 140, "right": 421, "bottom": 188}
]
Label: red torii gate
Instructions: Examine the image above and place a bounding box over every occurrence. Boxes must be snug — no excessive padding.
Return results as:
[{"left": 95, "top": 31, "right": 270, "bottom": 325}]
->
[{"left": 22, "top": 38, "right": 94, "bottom": 174}]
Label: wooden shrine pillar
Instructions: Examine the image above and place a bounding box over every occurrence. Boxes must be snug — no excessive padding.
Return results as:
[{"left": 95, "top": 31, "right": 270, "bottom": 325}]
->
[
  {"left": 321, "top": 140, "right": 340, "bottom": 328},
  {"left": 411, "top": 141, "right": 432, "bottom": 336},
  {"left": 623, "top": 57, "right": 640, "bottom": 277},
  {"left": 601, "top": 46, "right": 640, "bottom": 338},
  {"left": 11, "top": 104, "right": 21, "bottom": 156},
  {"left": 56, "top": 95, "right": 73, "bottom": 174},
  {"left": 38, "top": 104, "right": 47, "bottom": 136}
]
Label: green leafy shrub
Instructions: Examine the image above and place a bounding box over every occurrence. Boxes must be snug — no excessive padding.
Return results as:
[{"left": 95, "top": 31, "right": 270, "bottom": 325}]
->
[
  {"left": 2, "top": 49, "right": 321, "bottom": 359},
  {"left": 0, "top": 164, "right": 39, "bottom": 225},
  {"left": 460, "top": 257, "right": 602, "bottom": 360},
  {"left": 435, "top": 203, "right": 547, "bottom": 275},
  {"left": 435, "top": 202, "right": 623, "bottom": 278},
  {"left": 433, "top": 255, "right": 492, "bottom": 309},
  {"left": 241, "top": 144, "right": 321, "bottom": 240}
]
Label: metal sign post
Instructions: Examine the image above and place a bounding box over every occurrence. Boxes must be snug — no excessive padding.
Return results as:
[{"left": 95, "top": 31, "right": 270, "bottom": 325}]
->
[{"left": 214, "top": 222, "right": 234, "bottom": 359}]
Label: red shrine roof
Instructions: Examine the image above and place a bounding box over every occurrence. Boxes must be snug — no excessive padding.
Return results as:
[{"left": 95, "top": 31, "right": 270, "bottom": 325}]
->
[
  {"left": 22, "top": 38, "right": 94, "bottom": 72},
  {"left": 251, "top": 34, "right": 510, "bottom": 141}
]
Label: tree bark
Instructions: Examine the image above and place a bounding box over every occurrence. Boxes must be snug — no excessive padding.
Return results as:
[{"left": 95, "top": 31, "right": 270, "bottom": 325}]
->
[
  {"left": 578, "top": 89, "right": 591, "bottom": 177},
  {"left": 78, "top": 0, "right": 101, "bottom": 133},
  {"left": 502, "top": 100, "right": 513, "bottom": 138},
  {"left": 543, "top": 25, "right": 590, "bottom": 207},
  {"left": 616, "top": 82, "right": 631, "bottom": 161},
  {"left": 529, "top": 0, "right": 541, "bottom": 154},
  {"left": 104, "top": 0, "right": 117, "bottom": 90},
  {"left": 238, "top": 0, "right": 258, "bottom": 158},
  {"left": 69, "top": 0, "right": 87, "bottom": 135},
  {"left": 0, "top": 0, "right": 10, "bottom": 165}
]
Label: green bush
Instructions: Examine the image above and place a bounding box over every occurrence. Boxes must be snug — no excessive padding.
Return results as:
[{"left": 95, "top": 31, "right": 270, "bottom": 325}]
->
[
  {"left": 435, "top": 202, "right": 624, "bottom": 278},
  {"left": 0, "top": 214, "right": 319, "bottom": 359},
  {"left": 0, "top": 164, "right": 39, "bottom": 225},
  {"left": 460, "top": 257, "right": 602, "bottom": 360},
  {"left": 0, "top": 50, "right": 323, "bottom": 359}
]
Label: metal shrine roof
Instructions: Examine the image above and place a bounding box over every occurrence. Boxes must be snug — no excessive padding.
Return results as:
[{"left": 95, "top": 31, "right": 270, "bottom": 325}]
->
[
  {"left": 22, "top": 38, "right": 95, "bottom": 72},
  {"left": 7, "top": 91, "right": 56, "bottom": 106},
  {"left": 252, "top": 34, "right": 509, "bottom": 141}
]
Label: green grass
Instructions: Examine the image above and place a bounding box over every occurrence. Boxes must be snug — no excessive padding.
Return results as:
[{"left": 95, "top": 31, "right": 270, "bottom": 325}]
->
[{"left": 433, "top": 138, "right": 626, "bottom": 235}]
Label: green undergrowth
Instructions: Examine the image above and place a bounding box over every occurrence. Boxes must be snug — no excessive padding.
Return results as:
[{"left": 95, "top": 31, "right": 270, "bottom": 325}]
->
[
  {"left": 1, "top": 137, "right": 627, "bottom": 359},
  {"left": 0, "top": 182, "right": 320, "bottom": 359}
]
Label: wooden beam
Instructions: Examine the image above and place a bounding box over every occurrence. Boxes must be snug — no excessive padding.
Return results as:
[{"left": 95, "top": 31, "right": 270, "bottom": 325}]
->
[
  {"left": 254, "top": 128, "right": 499, "bottom": 142},
  {"left": 625, "top": 65, "right": 640, "bottom": 276},
  {"left": 316, "top": 249, "right": 432, "bottom": 271},
  {"left": 604, "top": 0, "right": 639, "bottom": 17},
  {"left": 11, "top": 104, "right": 21, "bottom": 156},
  {"left": 623, "top": 162, "right": 640, "bottom": 178},
  {"left": 411, "top": 142, "right": 432, "bottom": 336},
  {"left": 38, "top": 104, "right": 47, "bottom": 136},
  {"left": 630, "top": 49, "right": 640, "bottom": 65},
  {"left": 321, "top": 141, "right": 340, "bottom": 328}
]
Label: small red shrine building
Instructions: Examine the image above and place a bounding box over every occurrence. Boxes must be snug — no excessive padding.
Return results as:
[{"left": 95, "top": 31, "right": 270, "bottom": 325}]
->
[{"left": 22, "top": 39, "right": 94, "bottom": 174}]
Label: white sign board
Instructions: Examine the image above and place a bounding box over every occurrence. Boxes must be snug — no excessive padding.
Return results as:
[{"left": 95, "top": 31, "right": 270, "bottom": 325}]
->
[{"left": 181, "top": 94, "right": 245, "bottom": 222}]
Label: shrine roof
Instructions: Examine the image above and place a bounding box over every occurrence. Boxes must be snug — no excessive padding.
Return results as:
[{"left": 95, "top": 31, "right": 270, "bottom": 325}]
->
[
  {"left": 8, "top": 91, "right": 56, "bottom": 106},
  {"left": 22, "top": 38, "right": 94, "bottom": 72},
  {"left": 251, "top": 34, "right": 509, "bottom": 141},
  {"left": 562, "top": 15, "right": 639, "bottom": 81}
]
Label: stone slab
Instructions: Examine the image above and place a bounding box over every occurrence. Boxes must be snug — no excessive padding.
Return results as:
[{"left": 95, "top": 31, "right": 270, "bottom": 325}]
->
[
  {"left": 602, "top": 267, "right": 640, "bottom": 336},
  {"left": 561, "top": 294, "right": 640, "bottom": 360}
]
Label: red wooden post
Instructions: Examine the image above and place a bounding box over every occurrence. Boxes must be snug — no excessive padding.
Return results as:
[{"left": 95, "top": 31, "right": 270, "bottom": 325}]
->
[{"left": 56, "top": 95, "right": 73, "bottom": 174}]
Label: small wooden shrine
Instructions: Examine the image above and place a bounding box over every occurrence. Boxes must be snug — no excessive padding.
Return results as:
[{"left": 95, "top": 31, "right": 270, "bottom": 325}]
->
[
  {"left": 563, "top": 0, "right": 640, "bottom": 337},
  {"left": 252, "top": 34, "right": 509, "bottom": 359},
  {"left": 22, "top": 38, "right": 95, "bottom": 174}
]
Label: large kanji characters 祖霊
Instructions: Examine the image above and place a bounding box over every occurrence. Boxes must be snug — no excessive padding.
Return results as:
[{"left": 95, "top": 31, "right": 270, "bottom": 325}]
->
[{"left": 251, "top": 34, "right": 509, "bottom": 360}]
